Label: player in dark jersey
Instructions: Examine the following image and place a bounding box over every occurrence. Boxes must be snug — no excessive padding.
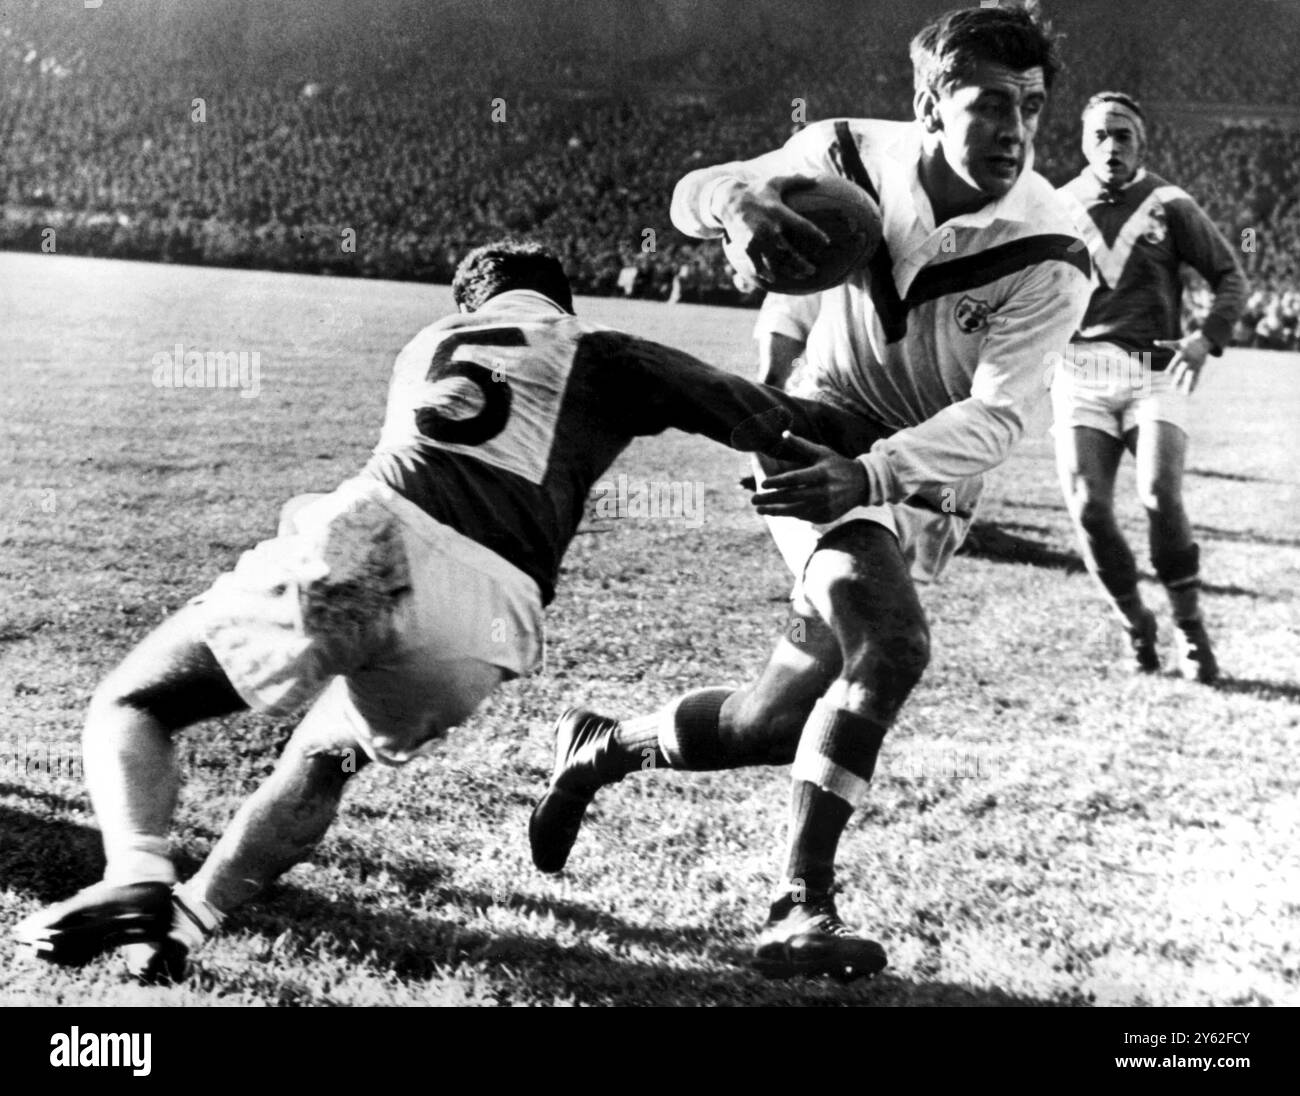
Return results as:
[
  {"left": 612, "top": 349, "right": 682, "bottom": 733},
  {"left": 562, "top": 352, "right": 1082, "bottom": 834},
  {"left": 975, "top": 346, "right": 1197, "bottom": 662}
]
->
[
  {"left": 12, "top": 240, "right": 888, "bottom": 982},
  {"left": 1052, "top": 92, "right": 1247, "bottom": 682}
]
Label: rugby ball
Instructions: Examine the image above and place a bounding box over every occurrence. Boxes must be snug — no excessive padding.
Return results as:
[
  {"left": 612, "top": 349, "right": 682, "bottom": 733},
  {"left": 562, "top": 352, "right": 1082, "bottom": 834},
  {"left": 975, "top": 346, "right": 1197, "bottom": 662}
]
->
[{"left": 725, "top": 175, "right": 881, "bottom": 296}]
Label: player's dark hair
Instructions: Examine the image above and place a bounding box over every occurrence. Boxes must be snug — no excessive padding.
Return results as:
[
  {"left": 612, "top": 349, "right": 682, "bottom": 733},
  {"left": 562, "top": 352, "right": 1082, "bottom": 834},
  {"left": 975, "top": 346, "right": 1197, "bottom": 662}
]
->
[
  {"left": 452, "top": 240, "right": 574, "bottom": 314},
  {"left": 1082, "top": 90, "right": 1146, "bottom": 122},
  {"left": 911, "top": 3, "right": 1062, "bottom": 97}
]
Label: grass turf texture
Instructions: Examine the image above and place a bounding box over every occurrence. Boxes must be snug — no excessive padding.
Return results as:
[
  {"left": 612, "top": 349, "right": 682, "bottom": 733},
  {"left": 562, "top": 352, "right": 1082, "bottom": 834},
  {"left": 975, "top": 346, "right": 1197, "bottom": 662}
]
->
[{"left": 1, "top": 252, "right": 1297, "bottom": 1007}]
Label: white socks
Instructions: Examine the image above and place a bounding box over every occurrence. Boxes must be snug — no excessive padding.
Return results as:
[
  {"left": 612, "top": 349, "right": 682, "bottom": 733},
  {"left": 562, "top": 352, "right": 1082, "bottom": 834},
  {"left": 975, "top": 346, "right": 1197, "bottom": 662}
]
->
[{"left": 103, "top": 833, "right": 176, "bottom": 887}]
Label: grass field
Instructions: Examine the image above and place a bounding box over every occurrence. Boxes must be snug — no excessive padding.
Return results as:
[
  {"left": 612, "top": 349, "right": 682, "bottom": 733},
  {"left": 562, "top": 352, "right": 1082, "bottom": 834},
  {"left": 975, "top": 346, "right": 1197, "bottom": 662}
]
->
[{"left": 1, "top": 251, "right": 1297, "bottom": 1007}]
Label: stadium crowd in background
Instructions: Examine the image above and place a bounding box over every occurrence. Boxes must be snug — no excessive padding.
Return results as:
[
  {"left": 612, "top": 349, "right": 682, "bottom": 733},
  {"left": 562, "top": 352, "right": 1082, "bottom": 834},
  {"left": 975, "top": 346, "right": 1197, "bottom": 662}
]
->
[{"left": 1, "top": 0, "right": 1298, "bottom": 341}]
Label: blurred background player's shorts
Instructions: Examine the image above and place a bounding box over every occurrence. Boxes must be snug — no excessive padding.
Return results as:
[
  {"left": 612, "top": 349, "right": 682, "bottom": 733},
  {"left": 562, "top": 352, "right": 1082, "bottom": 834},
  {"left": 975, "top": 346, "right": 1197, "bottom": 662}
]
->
[
  {"left": 190, "top": 477, "right": 543, "bottom": 764},
  {"left": 1051, "top": 340, "right": 1191, "bottom": 439}
]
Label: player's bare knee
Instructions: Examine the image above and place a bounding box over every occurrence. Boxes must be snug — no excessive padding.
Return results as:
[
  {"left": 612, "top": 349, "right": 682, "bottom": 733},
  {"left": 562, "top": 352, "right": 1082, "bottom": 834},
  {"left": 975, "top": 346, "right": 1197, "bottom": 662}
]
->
[
  {"left": 298, "top": 741, "right": 370, "bottom": 789},
  {"left": 839, "top": 623, "right": 930, "bottom": 702},
  {"left": 1076, "top": 493, "right": 1116, "bottom": 533},
  {"left": 803, "top": 550, "right": 863, "bottom": 604},
  {"left": 86, "top": 672, "right": 164, "bottom": 733},
  {"left": 1136, "top": 477, "right": 1181, "bottom": 516},
  {"left": 86, "top": 675, "right": 128, "bottom": 722}
]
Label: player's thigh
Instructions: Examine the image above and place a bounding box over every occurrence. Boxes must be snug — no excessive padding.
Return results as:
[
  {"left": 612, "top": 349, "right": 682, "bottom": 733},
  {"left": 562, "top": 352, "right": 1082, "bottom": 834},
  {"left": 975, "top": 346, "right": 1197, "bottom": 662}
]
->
[
  {"left": 1130, "top": 420, "right": 1188, "bottom": 508},
  {"left": 94, "top": 603, "right": 246, "bottom": 730},
  {"left": 802, "top": 521, "right": 926, "bottom": 642},
  {"left": 343, "top": 656, "right": 505, "bottom": 766},
  {"left": 1057, "top": 425, "right": 1126, "bottom": 513},
  {"left": 806, "top": 522, "right": 931, "bottom": 719},
  {"left": 797, "top": 520, "right": 930, "bottom": 714}
]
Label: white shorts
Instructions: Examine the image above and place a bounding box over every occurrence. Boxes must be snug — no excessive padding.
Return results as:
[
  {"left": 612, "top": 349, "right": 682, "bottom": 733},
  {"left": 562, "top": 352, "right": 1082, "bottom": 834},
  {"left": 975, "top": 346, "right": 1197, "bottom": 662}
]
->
[
  {"left": 771, "top": 366, "right": 978, "bottom": 591},
  {"left": 1051, "top": 341, "right": 1190, "bottom": 440},
  {"left": 753, "top": 455, "right": 978, "bottom": 607},
  {"left": 191, "top": 477, "right": 544, "bottom": 765}
]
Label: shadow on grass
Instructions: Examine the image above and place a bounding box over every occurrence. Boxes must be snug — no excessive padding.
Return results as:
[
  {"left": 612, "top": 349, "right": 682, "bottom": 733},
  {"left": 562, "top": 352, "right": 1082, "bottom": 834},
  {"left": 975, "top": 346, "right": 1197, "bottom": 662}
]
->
[
  {"left": 1199, "top": 581, "right": 1271, "bottom": 599},
  {"left": 957, "top": 522, "right": 1084, "bottom": 573},
  {"left": 0, "top": 799, "right": 1088, "bottom": 1005},
  {"left": 227, "top": 881, "right": 1082, "bottom": 1006},
  {"left": 1187, "top": 467, "right": 1296, "bottom": 486},
  {"left": 0, "top": 780, "right": 90, "bottom": 817},
  {"left": 0, "top": 800, "right": 103, "bottom": 902},
  {"left": 1213, "top": 677, "right": 1300, "bottom": 704},
  {"left": 1195, "top": 524, "right": 1300, "bottom": 551}
]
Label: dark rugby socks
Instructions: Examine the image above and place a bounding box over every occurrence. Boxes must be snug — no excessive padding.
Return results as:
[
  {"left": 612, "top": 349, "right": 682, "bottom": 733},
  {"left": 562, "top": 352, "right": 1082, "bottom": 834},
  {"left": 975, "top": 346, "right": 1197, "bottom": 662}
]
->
[
  {"left": 780, "top": 702, "right": 889, "bottom": 902},
  {"left": 1091, "top": 543, "right": 1147, "bottom": 628},
  {"left": 781, "top": 780, "right": 853, "bottom": 900},
  {"left": 646, "top": 686, "right": 734, "bottom": 770},
  {"left": 606, "top": 687, "right": 734, "bottom": 778},
  {"left": 605, "top": 716, "right": 665, "bottom": 777},
  {"left": 1154, "top": 542, "right": 1203, "bottom": 623}
]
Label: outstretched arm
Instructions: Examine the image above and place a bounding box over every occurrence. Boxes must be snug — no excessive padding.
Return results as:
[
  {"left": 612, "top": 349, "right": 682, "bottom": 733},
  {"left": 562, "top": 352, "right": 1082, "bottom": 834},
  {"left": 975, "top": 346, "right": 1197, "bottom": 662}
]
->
[{"left": 579, "top": 329, "right": 890, "bottom": 462}]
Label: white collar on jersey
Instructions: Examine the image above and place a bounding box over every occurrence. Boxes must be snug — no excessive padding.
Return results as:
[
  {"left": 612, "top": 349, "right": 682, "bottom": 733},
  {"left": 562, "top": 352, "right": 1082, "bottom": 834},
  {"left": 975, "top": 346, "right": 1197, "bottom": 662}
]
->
[
  {"left": 877, "top": 123, "right": 1040, "bottom": 296},
  {"left": 1089, "top": 166, "right": 1148, "bottom": 189},
  {"left": 476, "top": 289, "right": 570, "bottom": 316},
  {"left": 890, "top": 122, "right": 1036, "bottom": 234}
]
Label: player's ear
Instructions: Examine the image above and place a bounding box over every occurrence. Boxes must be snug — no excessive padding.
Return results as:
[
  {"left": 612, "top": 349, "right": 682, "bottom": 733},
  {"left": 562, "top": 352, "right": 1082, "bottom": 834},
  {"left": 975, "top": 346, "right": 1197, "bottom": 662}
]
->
[{"left": 915, "top": 86, "right": 942, "bottom": 133}]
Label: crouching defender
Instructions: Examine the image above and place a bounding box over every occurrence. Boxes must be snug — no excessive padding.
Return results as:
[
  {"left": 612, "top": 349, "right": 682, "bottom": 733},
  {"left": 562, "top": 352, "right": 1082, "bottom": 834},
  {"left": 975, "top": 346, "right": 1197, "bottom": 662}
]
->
[{"left": 13, "top": 240, "right": 888, "bottom": 981}]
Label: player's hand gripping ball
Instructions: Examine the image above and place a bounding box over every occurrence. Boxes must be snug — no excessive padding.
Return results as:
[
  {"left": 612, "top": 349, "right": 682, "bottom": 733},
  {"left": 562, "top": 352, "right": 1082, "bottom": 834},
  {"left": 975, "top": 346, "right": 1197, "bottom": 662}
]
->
[{"left": 723, "top": 175, "right": 881, "bottom": 296}]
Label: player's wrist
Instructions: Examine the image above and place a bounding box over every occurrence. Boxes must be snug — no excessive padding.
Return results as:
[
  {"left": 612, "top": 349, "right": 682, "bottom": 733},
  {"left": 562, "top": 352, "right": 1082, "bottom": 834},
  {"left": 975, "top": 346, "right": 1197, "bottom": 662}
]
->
[
  {"left": 855, "top": 453, "right": 888, "bottom": 507},
  {"left": 1193, "top": 326, "right": 1224, "bottom": 356}
]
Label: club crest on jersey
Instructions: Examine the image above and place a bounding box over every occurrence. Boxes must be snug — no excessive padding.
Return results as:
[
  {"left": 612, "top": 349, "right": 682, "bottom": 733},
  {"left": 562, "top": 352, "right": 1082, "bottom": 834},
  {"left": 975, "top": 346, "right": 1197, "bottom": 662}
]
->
[
  {"left": 1142, "top": 202, "right": 1168, "bottom": 244},
  {"left": 954, "top": 294, "right": 992, "bottom": 333}
]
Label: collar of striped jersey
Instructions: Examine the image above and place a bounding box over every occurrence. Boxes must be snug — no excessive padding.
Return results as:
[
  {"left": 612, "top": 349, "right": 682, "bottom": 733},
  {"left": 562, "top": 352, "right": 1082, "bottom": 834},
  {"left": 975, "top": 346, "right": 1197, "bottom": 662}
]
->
[
  {"left": 1091, "top": 166, "right": 1148, "bottom": 204},
  {"left": 476, "top": 289, "right": 570, "bottom": 317}
]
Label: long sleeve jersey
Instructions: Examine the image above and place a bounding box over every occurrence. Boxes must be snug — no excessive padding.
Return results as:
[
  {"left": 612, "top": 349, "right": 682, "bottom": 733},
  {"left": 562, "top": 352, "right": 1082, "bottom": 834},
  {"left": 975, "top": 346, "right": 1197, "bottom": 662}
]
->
[
  {"left": 1058, "top": 167, "right": 1248, "bottom": 365},
  {"left": 672, "top": 118, "right": 1095, "bottom": 506},
  {"left": 363, "top": 290, "right": 889, "bottom": 602}
]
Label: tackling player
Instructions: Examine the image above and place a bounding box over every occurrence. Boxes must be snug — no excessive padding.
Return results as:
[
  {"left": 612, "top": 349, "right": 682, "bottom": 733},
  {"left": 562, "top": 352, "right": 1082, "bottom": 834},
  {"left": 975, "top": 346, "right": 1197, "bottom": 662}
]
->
[
  {"left": 528, "top": 4, "right": 1094, "bottom": 981},
  {"left": 1052, "top": 92, "right": 1247, "bottom": 682},
  {"left": 12, "top": 240, "right": 888, "bottom": 981}
]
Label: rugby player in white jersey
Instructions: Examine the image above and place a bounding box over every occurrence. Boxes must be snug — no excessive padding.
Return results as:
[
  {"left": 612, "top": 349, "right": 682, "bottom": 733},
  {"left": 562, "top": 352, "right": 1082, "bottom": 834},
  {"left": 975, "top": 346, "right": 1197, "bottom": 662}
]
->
[
  {"left": 12, "top": 241, "right": 888, "bottom": 981},
  {"left": 754, "top": 290, "right": 822, "bottom": 390},
  {"left": 1053, "top": 92, "right": 1247, "bottom": 682},
  {"left": 529, "top": 4, "right": 1095, "bottom": 981},
  {"left": 752, "top": 290, "right": 1023, "bottom": 561}
]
